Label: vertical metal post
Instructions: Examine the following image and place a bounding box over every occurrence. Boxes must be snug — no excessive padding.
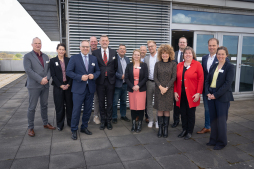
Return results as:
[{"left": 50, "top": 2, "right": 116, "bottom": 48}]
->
[
  {"left": 58, "top": 0, "right": 62, "bottom": 43},
  {"left": 65, "top": 0, "right": 70, "bottom": 57},
  {"left": 169, "top": 1, "right": 172, "bottom": 45}
]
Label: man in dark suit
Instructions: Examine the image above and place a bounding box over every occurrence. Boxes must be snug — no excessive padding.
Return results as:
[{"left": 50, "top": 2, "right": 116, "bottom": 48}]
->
[
  {"left": 92, "top": 35, "right": 118, "bottom": 130},
  {"left": 66, "top": 40, "right": 100, "bottom": 140},
  {"left": 23, "top": 37, "right": 56, "bottom": 137},
  {"left": 197, "top": 38, "right": 219, "bottom": 134},
  {"left": 172, "top": 37, "right": 187, "bottom": 128},
  {"left": 112, "top": 44, "right": 130, "bottom": 124}
]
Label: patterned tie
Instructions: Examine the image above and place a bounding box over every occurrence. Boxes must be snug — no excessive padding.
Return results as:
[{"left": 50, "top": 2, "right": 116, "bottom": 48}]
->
[
  {"left": 84, "top": 55, "right": 88, "bottom": 72},
  {"left": 103, "top": 50, "right": 107, "bottom": 76}
]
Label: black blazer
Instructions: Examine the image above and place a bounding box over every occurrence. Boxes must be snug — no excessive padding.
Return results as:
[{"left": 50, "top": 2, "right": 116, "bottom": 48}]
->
[
  {"left": 92, "top": 48, "right": 118, "bottom": 85},
  {"left": 205, "top": 61, "right": 234, "bottom": 102},
  {"left": 125, "top": 62, "right": 148, "bottom": 92},
  {"left": 50, "top": 56, "right": 72, "bottom": 87}
]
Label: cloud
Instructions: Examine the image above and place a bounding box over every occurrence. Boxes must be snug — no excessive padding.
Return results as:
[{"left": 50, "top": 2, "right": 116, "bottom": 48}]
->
[{"left": 172, "top": 13, "right": 191, "bottom": 23}]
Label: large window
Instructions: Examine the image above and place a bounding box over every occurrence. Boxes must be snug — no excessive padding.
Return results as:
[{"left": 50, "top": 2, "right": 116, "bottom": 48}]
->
[{"left": 172, "top": 9, "right": 254, "bottom": 28}]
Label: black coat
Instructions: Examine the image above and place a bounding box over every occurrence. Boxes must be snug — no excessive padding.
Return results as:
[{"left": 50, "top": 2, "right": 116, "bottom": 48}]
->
[
  {"left": 50, "top": 56, "right": 72, "bottom": 87},
  {"left": 125, "top": 62, "right": 148, "bottom": 92},
  {"left": 205, "top": 60, "right": 234, "bottom": 102}
]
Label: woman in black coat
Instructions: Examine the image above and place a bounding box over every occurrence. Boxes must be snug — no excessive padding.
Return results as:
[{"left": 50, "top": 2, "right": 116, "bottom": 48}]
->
[
  {"left": 50, "top": 43, "right": 73, "bottom": 131},
  {"left": 205, "top": 46, "right": 234, "bottom": 150}
]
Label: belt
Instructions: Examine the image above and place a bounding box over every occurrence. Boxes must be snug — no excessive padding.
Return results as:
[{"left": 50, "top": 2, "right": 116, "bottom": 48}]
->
[
  {"left": 134, "top": 79, "right": 139, "bottom": 81},
  {"left": 148, "top": 79, "right": 154, "bottom": 82}
]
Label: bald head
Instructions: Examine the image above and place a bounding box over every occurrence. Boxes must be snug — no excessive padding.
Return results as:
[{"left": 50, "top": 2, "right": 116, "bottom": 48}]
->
[
  {"left": 90, "top": 36, "right": 98, "bottom": 51},
  {"left": 140, "top": 45, "right": 147, "bottom": 59}
]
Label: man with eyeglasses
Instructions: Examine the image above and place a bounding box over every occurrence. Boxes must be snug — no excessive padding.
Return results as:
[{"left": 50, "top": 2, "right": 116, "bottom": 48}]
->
[
  {"left": 144, "top": 40, "right": 159, "bottom": 128},
  {"left": 66, "top": 40, "right": 100, "bottom": 140},
  {"left": 172, "top": 37, "right": 188, "bottom": 128}
]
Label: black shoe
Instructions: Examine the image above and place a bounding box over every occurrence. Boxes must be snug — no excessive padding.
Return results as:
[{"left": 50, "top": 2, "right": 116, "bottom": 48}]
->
[
  {"left": 121, "top": 116, "right": 130, "bottom": 122},
  {"left": 213, "top": 146, "right": 225, "bottom": 150},
  {"left": 136, "top": 121, "right": 142, "bottom": 133},
  {"left": 178, "top": 130, "right": 187, "bottom": 138},
  {"left": 112, "top": 119, "right": 117, "bottom": 124},
  {"left": 157, "top": 116, "right": 164, "bottom": 138},
  {"left": 206, "top": 143, "right": 216, "bottom": 146},
  {"left": 107, "top": 122, "right": 113, "bottom": 130},
  {"left": 171, "top": 121, "right": 179, "bottom": 128},
  {"left": 163, "top": 116, "right": 170, "bottom": 138},
  {"left": 71, "top": 131, "right": 77, "bottom": 140},
  {"left": 184, "top": 133, "right": 192, "bottom": 140},
  {"left": 131, "top": 119, "right": 136, "bottom": 132},
  {"left": 57, "top": 127, "right": 63, "bottom": 131},
  {"left": 80, "top": 128, "right": 92, "bottom": 135},
  {"left": 100, "top": 122, "right": 106, "bottom": 130}
]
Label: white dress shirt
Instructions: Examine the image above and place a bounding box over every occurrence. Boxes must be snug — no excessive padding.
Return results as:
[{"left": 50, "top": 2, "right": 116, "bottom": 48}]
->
[
  {"left": 101, "top": 48, "right": 109, "bottom": 61},
  {"left": 207, "top": 54, "right": 216, "bottom": 72},
  {"left": 119, "top": 55, "right": 127, "bottom": 83},
  {"left": 149, "top": 52, "right": 157, "bottom": 80}
]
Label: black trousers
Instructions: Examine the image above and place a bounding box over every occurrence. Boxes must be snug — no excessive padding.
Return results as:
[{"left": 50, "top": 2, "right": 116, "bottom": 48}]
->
[
  {"left": 131, "top": 110, "right": 144, "bottom": 121},
  {"left": 173, "top": 97, "right": 180, "bottom": 123},
  {"left": 180, "top": 90, "right": 196, "bottom": 134},
  {"left": 96, "top": 78, "right": 115, "bottom": 123},
  {"left": 53, "top": 85, "right": 73, "bottom": 129}
]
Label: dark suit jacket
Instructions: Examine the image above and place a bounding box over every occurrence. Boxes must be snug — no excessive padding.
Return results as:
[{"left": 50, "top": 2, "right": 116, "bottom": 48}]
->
[
  {"left": 92, "top": 48, "right": 118, "bottom": 85},
  {"left": 50, "top": 56, "right": 72, "bottom": 88},
  {"left": 174, "top": 51, "right": 179, "bottom": 64},
  {"left": 115, "top": 55, "right": 130, "bottom": 87},
  {"left": 202, "top": 54, "right": 218, "bottom": 92},
  {"left": 125, "top": 62, "right": 148, "bottom": 92},
  {"left": 205, "top": 61, "right": 234, "bottom": 102},
  {"left": 66, "top": 54, "right": 100, "bottom": 94}
]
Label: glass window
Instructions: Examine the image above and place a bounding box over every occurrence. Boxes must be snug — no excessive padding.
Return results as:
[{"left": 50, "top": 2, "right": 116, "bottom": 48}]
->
[
  {"left": 172, "top": 9, "right": 254, "bottom": 28},
  {"left": 196, "top": 34, "right": 214, "bottom": 59}
]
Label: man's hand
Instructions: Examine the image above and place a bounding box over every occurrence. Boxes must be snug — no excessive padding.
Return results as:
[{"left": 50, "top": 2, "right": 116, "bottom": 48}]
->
[
  {"left": 122, "top": 74, "right": 124, "bottom": 79},
  {"left": 40, "top": 77, "right": 48, "bottom": 85},
  {"left": 82, "top": 75, "right": 88, "bottom": 81},
  {"left": 88, "top": 74, "right": 94, "bottom": 80}
]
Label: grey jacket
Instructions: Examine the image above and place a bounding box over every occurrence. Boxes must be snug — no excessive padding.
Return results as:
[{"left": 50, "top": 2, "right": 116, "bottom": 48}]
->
[
  {"left": 23, "top": 51, "right": 51, "bottom": 88},
  {"left": 144, "top": 54, "right": 159, "bottom": 80}
]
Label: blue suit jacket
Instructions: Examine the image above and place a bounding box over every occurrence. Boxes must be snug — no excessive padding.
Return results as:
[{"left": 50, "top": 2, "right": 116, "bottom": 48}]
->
[
  {"left": 66, "top": 54, "right": 100, "bottom": 94},
  {"left": 205, "top": 61, "right": 234, "bottom": 102},
  {"left": 202, "top": 54, "right": 218, "bottom": 93},
  {"left": 115, "top": 55, "right": 130, "bottom": 87}
]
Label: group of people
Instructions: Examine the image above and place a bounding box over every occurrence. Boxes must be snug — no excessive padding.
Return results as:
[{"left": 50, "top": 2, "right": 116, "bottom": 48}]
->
[{"left": 23, "top": 35, "right": 234, "bottom": 150}]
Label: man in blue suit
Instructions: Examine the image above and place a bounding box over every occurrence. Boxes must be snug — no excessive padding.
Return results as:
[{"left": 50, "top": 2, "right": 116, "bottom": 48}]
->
[
  {"left": 112, "top": 44, "right": 131, "bottom": 124},
  {"left": 197, "top": 38, "right": 219, "bottom": 134},
  {"left": 66, "top": 40, "right": 100, "bottom": 140}
]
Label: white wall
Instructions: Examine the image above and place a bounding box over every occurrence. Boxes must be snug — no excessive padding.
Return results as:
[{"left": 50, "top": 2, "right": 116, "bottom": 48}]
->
[{"left": 0, "top": 60, "right": 24, "bottom": 71}]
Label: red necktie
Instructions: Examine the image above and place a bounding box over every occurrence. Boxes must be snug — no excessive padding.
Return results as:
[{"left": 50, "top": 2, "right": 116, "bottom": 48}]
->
[{"left": 103, "top": 50, "right": 108, "bottom": 76}]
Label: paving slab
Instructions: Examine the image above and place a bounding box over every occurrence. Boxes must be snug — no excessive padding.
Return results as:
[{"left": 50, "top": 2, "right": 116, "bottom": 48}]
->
[
  {"left": 10, "top": 156, "right": 49, "bottom": 169},
  {"left": 123, "top": 158, "right": 162, "bottom": 169}
]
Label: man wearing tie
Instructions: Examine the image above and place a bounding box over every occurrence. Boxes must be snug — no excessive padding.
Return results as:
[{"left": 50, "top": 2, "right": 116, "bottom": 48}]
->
[
  {"left": 197, "top": 38, "right": 219, "bottom": 134},
  {"left": 172, "top": 37, "right": 187, "bottom": 128},
  {"left": 66, "top": 40, "right": 100, "bottom": 140},
  {"left": 92, "top": 35, "right": 118, "bottom": 130}
]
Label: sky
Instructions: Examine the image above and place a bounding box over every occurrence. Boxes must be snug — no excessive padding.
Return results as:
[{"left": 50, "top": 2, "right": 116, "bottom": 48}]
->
[{"left": 0, "top": 0, "right": 59, "bottom": 52}]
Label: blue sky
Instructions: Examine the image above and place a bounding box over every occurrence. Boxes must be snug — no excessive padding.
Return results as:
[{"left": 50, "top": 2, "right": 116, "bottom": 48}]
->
[{"left": 0, "top": 0, "right": 59, "bottom": 52}]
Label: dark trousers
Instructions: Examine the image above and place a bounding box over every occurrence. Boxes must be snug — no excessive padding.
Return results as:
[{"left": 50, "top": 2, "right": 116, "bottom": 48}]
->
[
  {"left": 112, "top": 83, "right": 127, "bottom": 119},
  {"left": 71, "top": 85, "right": 94, "bottom": 132},
  {"left": 208, "top": 88, "right": 230, "bottom": 147},
  {"left": 53, "top": 85, "right": 73, "bottom": 129},
  {"left": 173, "top": 97, "right": 180, "bottom": 123},
  {"left": 131, "top": 110, "right": 144, "bottom": 121},
  {"left": 180, "top": 91, "right": 196, "bottom": 134},
  {"left": 97, "top": 78, "right": 115, "bottom": 123}
]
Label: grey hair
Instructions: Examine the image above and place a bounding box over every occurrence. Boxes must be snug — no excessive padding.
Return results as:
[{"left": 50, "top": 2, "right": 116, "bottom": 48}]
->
[
  {"left": 80, "top": 40, "right": 90, "bottom": 47},
  {"left": 32, "top": 37, "right": 41, "bottom": 44}
]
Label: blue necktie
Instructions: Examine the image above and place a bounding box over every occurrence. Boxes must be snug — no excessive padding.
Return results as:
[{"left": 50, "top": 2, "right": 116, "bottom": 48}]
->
[{"left": 84, "top": 55, "right": 88, "bottom": 72}]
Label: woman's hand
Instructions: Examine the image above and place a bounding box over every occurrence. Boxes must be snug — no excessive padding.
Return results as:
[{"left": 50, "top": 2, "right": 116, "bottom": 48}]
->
[
  {"left": 192, "top": 93, "right": 200, "bottom": 102},
  {"left": 132, "top": 85, "right": 140, "bottom": 91},
  {"left": 174, "top": 92, "right": 179, "bottom": 102},
  {"left": 207, "top": 93, "right": 215, "bottom": 100},
  {"left": 210, "top": 94, "right": 216, "bottom": 100},
  {"left": 159, "top": 85, "right": 168, "bottom": 95}
]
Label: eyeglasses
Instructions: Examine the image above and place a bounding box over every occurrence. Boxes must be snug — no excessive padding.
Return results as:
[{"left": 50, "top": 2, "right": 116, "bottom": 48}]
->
[
  {"left": 81, "top": 46, "right": 89, "bottom": 49},
  {"left": 148, "top": 45, "right": 155, "bottom": 48}
]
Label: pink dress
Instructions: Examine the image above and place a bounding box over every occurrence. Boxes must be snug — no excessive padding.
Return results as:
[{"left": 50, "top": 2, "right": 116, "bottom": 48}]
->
[{"left": 128, "top": 67, "right": 146, "bottom": 110}]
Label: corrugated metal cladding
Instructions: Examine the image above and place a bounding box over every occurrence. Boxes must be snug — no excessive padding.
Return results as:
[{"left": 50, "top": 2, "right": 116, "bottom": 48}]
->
[{"left": 67, "top": 0, "right": 170, "bottom": 58}]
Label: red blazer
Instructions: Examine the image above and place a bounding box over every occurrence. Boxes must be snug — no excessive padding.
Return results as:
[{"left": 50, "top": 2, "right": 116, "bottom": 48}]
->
[{"left": 174, "top": 60, "right": 204, "bottom": 108}]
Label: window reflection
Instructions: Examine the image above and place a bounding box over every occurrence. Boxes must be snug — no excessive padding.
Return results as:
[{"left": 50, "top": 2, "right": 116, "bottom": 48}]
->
[{"left": 172, "top": 9, "right": 254, "bottom": 28}]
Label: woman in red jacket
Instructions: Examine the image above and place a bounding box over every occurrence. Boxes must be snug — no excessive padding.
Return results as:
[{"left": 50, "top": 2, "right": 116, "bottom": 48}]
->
[{"left": 174, "top": 46, "right": 204, "bottom": 140}]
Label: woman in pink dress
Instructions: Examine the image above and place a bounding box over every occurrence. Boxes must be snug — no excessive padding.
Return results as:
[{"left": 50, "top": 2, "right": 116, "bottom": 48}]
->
[{"left": 125, "top": 49, "right": 148, "bottom": 133}]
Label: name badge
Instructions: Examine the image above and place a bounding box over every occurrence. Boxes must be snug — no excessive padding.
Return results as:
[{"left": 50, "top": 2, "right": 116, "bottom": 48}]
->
[
  {"left": 55, "top": 62, "right": 59, "bottom": 66},
  {"left": 137, "top": 67, "right": 141, "bottom": 69},
  {"left": 215, "top": 61, "right": 218, "bottom": 64},
  {"left": 91, "top": 63, "right": 95, "bottom": 66},
  {"left": 219, "top": 69, "right": 224, "bottom": 73},
  {"left": 113, "top": 57, "right": 115, "bottom": 59},
  {"left": 186, "top": 66, "right": 191, "bottom": 69},
  {"left": 46, "top": 60, "right": 50, "bottom": 63}
]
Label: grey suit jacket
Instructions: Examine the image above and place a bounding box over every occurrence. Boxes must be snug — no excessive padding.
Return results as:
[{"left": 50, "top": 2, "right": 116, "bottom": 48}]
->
[
  {"left": 23, "top": 51, "right": 51, "bottom": 89},
  {"left": 144, "top": 54, "right": 159, "bottom": 80}
]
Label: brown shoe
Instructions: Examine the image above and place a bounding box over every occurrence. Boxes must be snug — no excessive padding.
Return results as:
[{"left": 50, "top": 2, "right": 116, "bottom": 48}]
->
[
  {"left": 145, "top": 118, "right": 149, "bottom": 123},
  {"left": 44, "top": 123, "right": 56, "bottom": 130},
  {"left": 28, "top": 129, "right": 35, "bottom": 137},
  {"left": 136, "top": 116, "right": 139, "bottom": 121},
  {"left": 197, "top": 128, "right": 211, "bottom": 134}
]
